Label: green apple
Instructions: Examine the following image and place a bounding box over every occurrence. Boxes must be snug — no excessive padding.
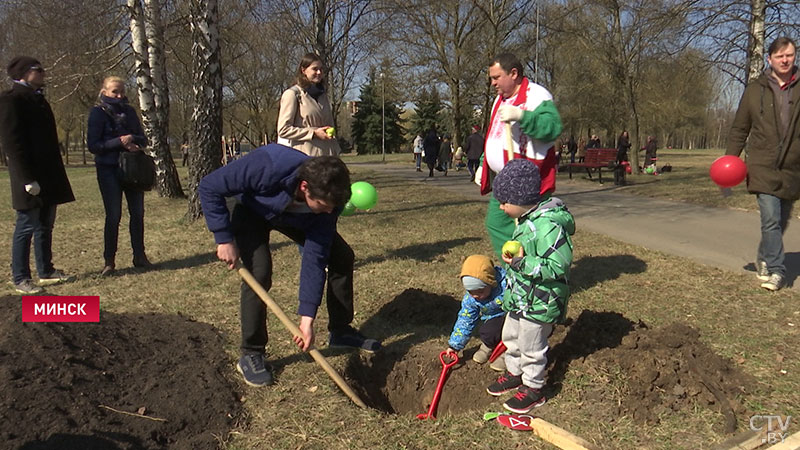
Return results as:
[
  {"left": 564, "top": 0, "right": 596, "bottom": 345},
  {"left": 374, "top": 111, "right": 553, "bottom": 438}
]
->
[
  {"left": 326, "top": 127, "right": 336, "bottom": 137},
  {"left": 502, "top": 240, "right": 522, "bottom": 257}
]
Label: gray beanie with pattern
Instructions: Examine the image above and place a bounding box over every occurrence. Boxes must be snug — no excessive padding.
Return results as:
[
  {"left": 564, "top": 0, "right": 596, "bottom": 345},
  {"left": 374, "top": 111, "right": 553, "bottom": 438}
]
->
[{"left": 492, "top": 159, "right": 541, "bottom": 206}]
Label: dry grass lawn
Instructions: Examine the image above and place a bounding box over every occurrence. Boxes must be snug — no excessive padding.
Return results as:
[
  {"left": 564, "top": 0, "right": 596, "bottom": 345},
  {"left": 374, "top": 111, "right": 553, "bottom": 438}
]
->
[{"left": 0, "top": 150, "right": 797, "bottom": 449}]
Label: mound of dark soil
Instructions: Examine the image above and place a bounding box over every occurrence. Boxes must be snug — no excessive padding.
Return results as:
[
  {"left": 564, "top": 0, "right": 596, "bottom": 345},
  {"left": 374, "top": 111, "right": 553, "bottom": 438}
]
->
[
  {"left": 0, "top": 296, "right": 242, "bottom": 450},
  {"left": 577, "top": 322, "right": 759, "bottom": 432},
  {"left": 346, "top": 308, "right": 757, "bottom": 436}
]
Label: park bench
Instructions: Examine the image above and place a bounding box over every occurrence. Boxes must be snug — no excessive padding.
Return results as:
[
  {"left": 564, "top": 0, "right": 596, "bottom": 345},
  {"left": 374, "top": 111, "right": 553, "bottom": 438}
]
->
[{"left": 567, "top": 148, "right": 618, "bottom": 184}]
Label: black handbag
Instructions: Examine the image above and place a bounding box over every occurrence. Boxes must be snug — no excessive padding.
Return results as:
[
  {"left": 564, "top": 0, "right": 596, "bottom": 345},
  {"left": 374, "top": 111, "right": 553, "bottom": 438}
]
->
[{"left": 118, "top": 151, "right": 156, "bottom": 191}]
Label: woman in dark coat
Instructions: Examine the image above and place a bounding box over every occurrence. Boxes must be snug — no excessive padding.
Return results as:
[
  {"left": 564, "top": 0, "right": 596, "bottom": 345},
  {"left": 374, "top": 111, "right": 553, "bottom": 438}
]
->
[
  {"left": 615, "top": 131, "right": 631, "bottom": 185},
  {"left": 422, "top": 127, "right": 440, "bottom": 177},
  {"left": 87, "top": 76, "right": 152, "bottom": 275}
]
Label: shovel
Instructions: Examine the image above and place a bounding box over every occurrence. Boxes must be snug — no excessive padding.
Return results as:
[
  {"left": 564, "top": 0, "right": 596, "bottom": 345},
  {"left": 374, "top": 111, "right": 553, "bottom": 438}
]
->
[
  {"left": 238, "top": 267, "right": 367, "bottom": 409},
  {"left": 488, "top": 341, "right": 506, "bottom": 363},
  {"left": 416, "top": 351, "right": 458, "bottom": 420}
]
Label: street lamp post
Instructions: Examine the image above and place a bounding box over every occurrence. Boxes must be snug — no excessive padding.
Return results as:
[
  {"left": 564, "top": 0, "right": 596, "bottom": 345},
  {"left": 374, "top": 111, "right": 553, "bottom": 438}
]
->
[
  {"left": 246, "top": 120, "right": 251, "bottom": 148},
  {"left": 380, "top": 72, "right": 385, "bottom": 162}
]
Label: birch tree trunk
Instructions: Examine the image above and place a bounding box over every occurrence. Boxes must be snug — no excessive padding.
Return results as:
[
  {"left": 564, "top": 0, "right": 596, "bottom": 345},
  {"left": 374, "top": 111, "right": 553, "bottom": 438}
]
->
[
  {"left": 746, "top": 0, "right": 766, "bottom": 83},
  {"left": 186, "top": 0, "right": 223, "bottom": 220},
  {"left": 128, "top": 0, "right": 183, "bottom": 198},
  {"left": 143, "top": 0, "right": 183, "bottom": 197}
]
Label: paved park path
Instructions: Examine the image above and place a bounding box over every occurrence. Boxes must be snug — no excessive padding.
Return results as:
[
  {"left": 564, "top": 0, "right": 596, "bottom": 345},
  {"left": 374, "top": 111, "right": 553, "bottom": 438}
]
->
[{"left": 351, "top": 161, "right": 800, "bottom": 291}]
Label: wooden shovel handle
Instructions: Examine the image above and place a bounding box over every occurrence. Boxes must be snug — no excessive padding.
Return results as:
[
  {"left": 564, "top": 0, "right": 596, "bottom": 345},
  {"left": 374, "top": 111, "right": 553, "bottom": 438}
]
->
[
  {"left": 529, "top": 417, "right": 598, "bottom": 450},
  {"left": 238, "top": 267, "right": 367, "bottom": 409},
  {"left": 505, "top": 122, "right": 514, "bottom": 161}
]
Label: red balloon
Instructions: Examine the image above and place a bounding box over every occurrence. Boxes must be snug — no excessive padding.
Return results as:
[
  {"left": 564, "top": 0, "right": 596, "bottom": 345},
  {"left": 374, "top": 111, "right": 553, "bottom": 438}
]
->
[{"left": 710, "top": 155, "right": 747, "bottom": 188}]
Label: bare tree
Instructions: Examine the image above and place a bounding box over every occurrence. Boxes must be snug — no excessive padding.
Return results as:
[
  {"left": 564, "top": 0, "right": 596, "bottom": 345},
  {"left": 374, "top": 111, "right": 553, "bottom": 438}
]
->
[
  {"left": 551, "top": 0, "right": 696, "bottom": 170},
  {"left": 473, "top": 0, "right": 535, "bottom": 132},
  {"left": 129, "top": 0, "right": 183, "bottom": 197},
  {"left": 186, "top": 0, "right": 223, "bottom": 220},
  {"left": 258, "top": 0, "right": 381, "bottom": 131},
  {"left": 691, "top": 0, "right": 800, "bottom": 86},
  {"left": 746, "top": 0, "right": 766, "bottom": 82}
]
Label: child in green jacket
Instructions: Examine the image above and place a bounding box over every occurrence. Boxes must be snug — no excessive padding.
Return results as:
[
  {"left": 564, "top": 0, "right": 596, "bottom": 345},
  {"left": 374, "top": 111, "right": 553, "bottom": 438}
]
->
[{"left": 485, "top": 159, "right": 575, "bottom": 414}]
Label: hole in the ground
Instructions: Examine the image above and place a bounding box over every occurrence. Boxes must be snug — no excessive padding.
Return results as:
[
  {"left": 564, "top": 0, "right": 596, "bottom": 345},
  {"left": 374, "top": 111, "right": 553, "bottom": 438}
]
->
[
  {"left": 345, "top": 342, "right": 501, "bottom": 415},
  {"left": 342, "top": 287, "right": 500, "bottom": 416}
]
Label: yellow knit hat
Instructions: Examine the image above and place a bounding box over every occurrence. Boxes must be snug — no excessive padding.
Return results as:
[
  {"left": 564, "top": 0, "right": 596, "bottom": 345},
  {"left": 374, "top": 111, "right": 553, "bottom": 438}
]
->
[{"left": 459, "top": 255, "right": 497, "bottom": 288}]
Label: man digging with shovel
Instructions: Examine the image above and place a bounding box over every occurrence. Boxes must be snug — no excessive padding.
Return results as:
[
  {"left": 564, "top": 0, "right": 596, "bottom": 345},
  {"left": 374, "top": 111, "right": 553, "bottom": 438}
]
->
[{"left": 199, "top": 145, "right": 381, "bottom": 387}]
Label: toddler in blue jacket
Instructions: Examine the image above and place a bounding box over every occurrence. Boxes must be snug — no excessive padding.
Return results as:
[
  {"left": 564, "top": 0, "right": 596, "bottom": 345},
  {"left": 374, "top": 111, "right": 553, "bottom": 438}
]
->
[{"left": 445, "top": 255, "right": 507, "bottom": 371}]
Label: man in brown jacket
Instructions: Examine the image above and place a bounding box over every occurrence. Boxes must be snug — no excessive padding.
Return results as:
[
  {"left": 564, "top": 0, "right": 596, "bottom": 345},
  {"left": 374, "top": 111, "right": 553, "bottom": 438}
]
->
[{"left": 727, "top": 37, "right": 800, "bottom": 291}]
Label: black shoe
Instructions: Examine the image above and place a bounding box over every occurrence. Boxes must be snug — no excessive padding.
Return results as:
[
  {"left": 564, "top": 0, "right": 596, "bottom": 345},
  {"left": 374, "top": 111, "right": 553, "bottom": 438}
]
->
[
  {"left": 328, "top": 326, "right": 381, "bottom": 353},
  {"left": 133, "top": 255, "right": 156, "bottom": 269},
  {"left": 487, "top": 371, "right": 523, "bottom": 396},
  {"left": 237, "top": 354, "right": 274, "bottom": 387},
  {"left": 503, "top": 385, "right": 546, "bottom": 413},
  {"left": 101, "top": 264, "right": 116, "bottom": 276}
]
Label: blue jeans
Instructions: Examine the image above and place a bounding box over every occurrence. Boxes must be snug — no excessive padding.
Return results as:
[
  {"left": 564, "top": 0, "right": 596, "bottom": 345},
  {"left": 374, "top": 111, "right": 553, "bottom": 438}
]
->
[
  {"left": 414, "top": 153, "right": 422, "bottom": 169},
  {"left": 756, "top": 193, "right": 794, "bottom": 276},
  {"left": 11, "top": 203, "right": 57, "bottom": 283},
  {"left": 96, "top": 164, "right": 145, "bottom": 263},
  {"left": 467, "top": 159, "right": 480, "bottom": 180}
]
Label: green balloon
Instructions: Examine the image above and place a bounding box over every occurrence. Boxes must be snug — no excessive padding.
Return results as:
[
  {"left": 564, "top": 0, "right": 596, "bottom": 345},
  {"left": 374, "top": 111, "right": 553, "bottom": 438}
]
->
[
  {"left": 645, "top": 166, "right": 655, "bottom": 174},
  {"left": 340, "top": 201, "right": 356, "bottom": 216},
  {"left": 350, "top": 181, "right": 378, "bottom": 210}
]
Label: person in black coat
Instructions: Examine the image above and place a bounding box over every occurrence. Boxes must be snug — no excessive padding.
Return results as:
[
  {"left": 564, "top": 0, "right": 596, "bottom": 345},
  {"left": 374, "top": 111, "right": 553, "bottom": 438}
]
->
[
  {"left": 464, "top": 125, "right": 485, "bottom": 182},
  {"left": 567, "top": 135, "right": 577, "bottom": 163},
  {"left": 0, "top": 56, "right": 75, "bottom": 293},
  {"left": 615, "top": 130, "right": 631, "bottom": 185},
  {"left": 422, "top": 127, "right": 440, "bottom": 177},
  {"left": 87, "top": 76, "right": 152, "bottom": 276}
]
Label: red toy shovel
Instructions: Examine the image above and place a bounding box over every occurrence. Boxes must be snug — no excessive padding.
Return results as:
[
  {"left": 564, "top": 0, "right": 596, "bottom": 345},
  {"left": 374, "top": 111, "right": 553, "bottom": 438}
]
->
[
  {"left": 488, "top": 341, "right": 506, "bottom": 363},
  {"left": 417, "top": 351, "right": 458, "bottom": 420}
]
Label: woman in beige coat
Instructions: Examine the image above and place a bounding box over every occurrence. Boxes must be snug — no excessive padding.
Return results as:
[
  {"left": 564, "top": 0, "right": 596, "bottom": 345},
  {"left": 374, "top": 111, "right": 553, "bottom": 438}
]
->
[{"left": 277, "top": 53, "right": 340, "bottom": 156}]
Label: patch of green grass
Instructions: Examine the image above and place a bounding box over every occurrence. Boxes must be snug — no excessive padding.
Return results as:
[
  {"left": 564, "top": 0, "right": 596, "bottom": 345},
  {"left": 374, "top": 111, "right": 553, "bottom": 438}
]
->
[
  {"left": 0, "top": 153, "right": 796, "bottom": 449},
  {"left": 616, "top": 149, "right": 757, "bottom": 211}
]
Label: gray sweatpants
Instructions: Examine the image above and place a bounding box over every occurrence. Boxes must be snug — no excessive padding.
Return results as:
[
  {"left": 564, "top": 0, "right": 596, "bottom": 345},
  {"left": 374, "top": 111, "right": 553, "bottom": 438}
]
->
[{"left": 502, "top": 312, "right": 553, "bottom": 389}]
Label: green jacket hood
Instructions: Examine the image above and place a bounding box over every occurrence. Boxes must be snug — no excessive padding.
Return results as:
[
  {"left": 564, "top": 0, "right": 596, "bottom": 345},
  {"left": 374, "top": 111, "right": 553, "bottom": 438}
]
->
[{"left": 527, "top": 197, "right": 575, "bottom": 235}]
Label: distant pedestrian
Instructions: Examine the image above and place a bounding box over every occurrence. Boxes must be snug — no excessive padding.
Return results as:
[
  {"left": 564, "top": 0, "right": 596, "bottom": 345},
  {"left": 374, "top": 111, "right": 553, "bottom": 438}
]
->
[
  {"left": 413, "top": 133, "right": 423, "bottom": 171},
  {"left": 576, "top": 136, "right": 587, "bottom": 162},
  {"left": 181, "top": 136, "right": 190, "bottom": 167},
  {"left": 423, "top": 127, "right": 440, "bottom": 177},
  {"left": 614, "top": 131, "right": 631, "bottom": 185},
  {"left": 587, "top": 134, "right": 601, "bottom": 149},
  {"left": 643, "top": 135, "right": 657, "bottom": 170},
  {"left": 464, "top": 125, "right": 484, "bottom": 182},
  {"left": 439, "top": 134, "right": 452, "bottom": 176}
]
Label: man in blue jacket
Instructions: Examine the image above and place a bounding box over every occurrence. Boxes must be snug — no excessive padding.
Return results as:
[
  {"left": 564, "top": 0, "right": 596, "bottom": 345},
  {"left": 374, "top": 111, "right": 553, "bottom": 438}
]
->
[{"left": 199, "top": 145, "right": 381, "bottom": 387}]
